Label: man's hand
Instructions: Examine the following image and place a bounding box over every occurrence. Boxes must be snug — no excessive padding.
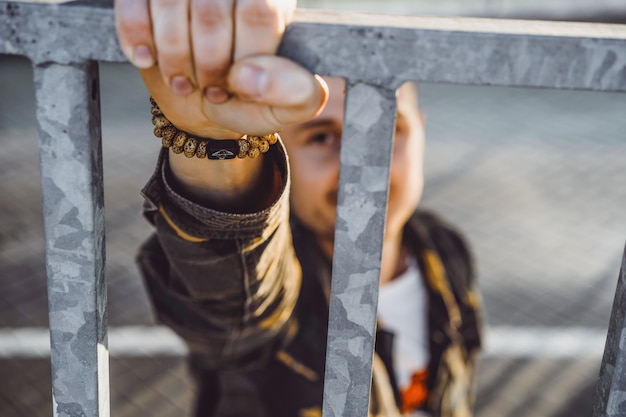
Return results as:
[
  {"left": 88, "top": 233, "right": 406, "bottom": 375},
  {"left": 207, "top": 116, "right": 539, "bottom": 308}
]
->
[{"left": 115, "top": 0, "right": 327, "bottom": 138}]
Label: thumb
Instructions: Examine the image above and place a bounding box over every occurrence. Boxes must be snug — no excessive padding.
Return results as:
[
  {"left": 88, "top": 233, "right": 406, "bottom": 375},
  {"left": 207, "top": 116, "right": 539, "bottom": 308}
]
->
[{"left": 227, "top": 55, "right": 329, "bottom": 125}]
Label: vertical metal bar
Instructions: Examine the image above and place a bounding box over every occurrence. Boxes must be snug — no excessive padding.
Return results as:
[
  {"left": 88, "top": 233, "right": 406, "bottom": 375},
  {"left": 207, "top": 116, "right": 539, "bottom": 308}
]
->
[
  {"left": 33, "top": 61, "right": 109, "bottom": 417},
  {"left": 323, "top": 82, "right": 397, "bottom": 417},
  {"left": 593, "top": 245, "right": 626, "bottom": 417}
]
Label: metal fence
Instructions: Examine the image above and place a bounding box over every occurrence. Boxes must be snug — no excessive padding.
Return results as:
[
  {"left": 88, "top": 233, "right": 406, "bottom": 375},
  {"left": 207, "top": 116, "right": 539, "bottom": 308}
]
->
[{"left": 1, "top": 1, "right": 626, "bottom": 416}]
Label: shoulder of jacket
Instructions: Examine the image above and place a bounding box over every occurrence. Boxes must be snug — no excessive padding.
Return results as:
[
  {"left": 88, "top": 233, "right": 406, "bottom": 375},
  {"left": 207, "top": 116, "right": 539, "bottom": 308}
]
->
[
  {"left": 407, "top": 209, "right": 475, "bottom": 286},
  {"left": 411, "top": 210, "right": 484, "bottom": 353}
]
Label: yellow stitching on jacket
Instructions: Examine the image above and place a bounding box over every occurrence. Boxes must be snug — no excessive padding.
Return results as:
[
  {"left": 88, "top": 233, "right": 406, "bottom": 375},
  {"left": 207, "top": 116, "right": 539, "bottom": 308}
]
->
[
  {"left": 422, "top": 250, "right": 461, "bottom": 329},
  {"left": 276, "top": 350, "right": 318, "bottom": 381},
  {"left": 259, "top": 254, "right": 302, "bottom": 329},
  {"left": 370, "top": 353, "right": 403, "bottom": 417},
  {"left": 158, "top": 204, "right": 208, "bottom": 243},
  {"left": 299, "top": 407, "right": 322, "bottom": 417},
  {"left": 465, "top": 288, "right": 482, "bottom": 309}
]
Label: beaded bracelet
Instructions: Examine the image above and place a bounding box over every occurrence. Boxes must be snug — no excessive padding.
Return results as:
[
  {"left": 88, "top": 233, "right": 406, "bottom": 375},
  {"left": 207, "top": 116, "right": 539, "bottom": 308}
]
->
[{"left": 150, "top": 97, "right": 278, "bottom": 160}]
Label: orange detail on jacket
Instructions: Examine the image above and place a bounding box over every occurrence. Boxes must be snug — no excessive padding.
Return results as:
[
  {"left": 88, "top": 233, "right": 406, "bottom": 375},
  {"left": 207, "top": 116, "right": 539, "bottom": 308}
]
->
[{"left": 401, "top": 369, "right": 429, "bottom": 413}]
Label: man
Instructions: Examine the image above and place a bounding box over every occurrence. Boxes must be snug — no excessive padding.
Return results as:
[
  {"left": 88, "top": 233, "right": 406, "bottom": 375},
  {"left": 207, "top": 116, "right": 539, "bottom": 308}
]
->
[{"left": 115, "top": 0, "right": 482, "bottom": 416}]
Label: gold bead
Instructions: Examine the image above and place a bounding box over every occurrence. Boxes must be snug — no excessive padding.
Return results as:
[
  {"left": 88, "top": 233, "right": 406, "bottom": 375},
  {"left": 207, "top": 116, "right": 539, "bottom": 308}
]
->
[
  {"left": 161, "top": 126, "right": 177, "bottom": 141},
  {"left": 152, "top": 115, "right": 171, "bottom": 128},
  {"left": 183, "top": 138, "right": 198, "bottom": 158},
  {"left": 173, "top": 131, "right": 187, "bottom": 148},
  {"left": 196, "top": 141, "right": 207, "bottom": 158},
  {"left": 258, "top": 140, "right": 270, "bottom": 153},
  {"left": 238, "top": 139, "right": 250, "bottom": 153},
  {"left": 247, "top": 147, "right": 260, "bottom": 159},
  {"left": 162, "top": 136, "right": 173, "bottom": 148},
  {"left": 266, "top": 133, "right": 278, "bottom": 145},
  {"left": 247, "top": 135, "right": 260, "bottom": 148},
  {"left": 147, "top": 97, "right": 279, "bottom": 161}
]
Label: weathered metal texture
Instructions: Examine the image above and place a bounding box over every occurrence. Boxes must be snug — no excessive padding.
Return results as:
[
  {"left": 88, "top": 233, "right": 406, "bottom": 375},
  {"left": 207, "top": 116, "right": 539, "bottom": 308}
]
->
[
  {"left": 1, "top": 2, "right": 626, "bottom": 91},
  {"left": 0, "top": 1, "right": 123, "bottom": 65},
  {"left": 282, "top": 12, "right": 626, "bottom": 92},
  {"left": 324, "top": 83, "right": 397, "bottom": 417},
  {"left": 34, "top": 61, "right": 109, "bottom": 417},
  {"left": 594, "top": 247, "right": 626, "bottom": 417}
]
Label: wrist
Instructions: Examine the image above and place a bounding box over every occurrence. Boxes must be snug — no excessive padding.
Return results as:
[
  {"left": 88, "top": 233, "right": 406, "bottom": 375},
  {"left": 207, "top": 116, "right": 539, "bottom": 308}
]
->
[
  {"left": 151, "top": 97, "right": 278, "bottom": 160},
  {"left": 168, "top": 148, "right": 265, "bottom": 203},
  {"left": 150, "top": 97, "right": 281, "bottom": 213}
]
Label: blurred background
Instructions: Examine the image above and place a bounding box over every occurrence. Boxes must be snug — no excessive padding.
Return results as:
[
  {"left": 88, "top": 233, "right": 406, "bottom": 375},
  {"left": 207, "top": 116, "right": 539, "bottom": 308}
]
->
[{"left": 1, "top": 0, "right": 626, "bottom": 416}]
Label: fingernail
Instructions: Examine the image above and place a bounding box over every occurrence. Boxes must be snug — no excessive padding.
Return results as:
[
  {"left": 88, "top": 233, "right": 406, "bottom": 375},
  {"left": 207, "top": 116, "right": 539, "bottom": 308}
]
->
[
  {"left": 204, "top": 86, "right": 230, "bottom": 104},
  {"left": 171, "top": 76, "right": 194, "bottom": 96},
  {"left": 133, "top": 45, "right": 154, "bottom": 68},
  {"left": 237, "top": 65, "right": 268, "bottom": 98}
]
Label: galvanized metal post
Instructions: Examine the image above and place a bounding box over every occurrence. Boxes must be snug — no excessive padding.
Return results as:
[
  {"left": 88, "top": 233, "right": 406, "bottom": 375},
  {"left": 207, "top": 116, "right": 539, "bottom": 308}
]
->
[
  {"left": 594, "top": 246, "right": 626, "bottom": 417},
  {"left": 34, "top": 61, "right": 110, "bottom": 417},
  {"left": 323, "top": 82, "right": 398, "bottom": 417}
]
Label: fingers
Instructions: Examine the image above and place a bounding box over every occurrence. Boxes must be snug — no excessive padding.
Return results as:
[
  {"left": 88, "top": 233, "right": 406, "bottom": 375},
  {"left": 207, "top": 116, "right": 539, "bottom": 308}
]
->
[
  {"left": 233, "top": 0, "right": 288, "bottom": 62},
  {"left": 150, "top": 0, "right": 195, "bottom": 95},
  {"left": 277, "top": 72, "right": 328, "bottom": 124},
  {"left": 202, "top": 56, "right": 328, "bottom": 133},
  {"left": 115, "top": 0, "right": 156, "bottom": 68},
  {"left": 117, "top": 0, "right": 196, "bottom": 96},
  {"left": 195, "top": 0, "right": 295, "bottom": 103},
  {"left": 118, "top": 0, "right": 319, "bottom": 136},
  {"left": 190, "top": 0, "right": 234, "bottom": 101},
  {"left": 230, "top": 57, "right": 327, "bottom": 112},
  {"left": 116, "top": 0, "right": 297, "bottom": 100}
]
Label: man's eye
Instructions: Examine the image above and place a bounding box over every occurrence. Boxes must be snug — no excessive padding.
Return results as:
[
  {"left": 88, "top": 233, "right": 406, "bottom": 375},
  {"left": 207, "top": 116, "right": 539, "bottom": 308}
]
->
[{"left": 308, "top": 131, "right": 339, "bottom": 146}]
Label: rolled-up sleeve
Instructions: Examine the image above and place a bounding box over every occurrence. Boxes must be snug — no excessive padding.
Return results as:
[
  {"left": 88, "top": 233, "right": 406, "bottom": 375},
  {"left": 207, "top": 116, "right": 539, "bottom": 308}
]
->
[{"left": 137, "top": 141, "right": 302, "bottom": 370}]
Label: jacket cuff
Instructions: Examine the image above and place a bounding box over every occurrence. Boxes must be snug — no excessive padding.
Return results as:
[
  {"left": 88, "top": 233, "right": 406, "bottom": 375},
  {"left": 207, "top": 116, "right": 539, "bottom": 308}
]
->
[{"left": 141, "top": 140, "right": 290, "bottom": 241}]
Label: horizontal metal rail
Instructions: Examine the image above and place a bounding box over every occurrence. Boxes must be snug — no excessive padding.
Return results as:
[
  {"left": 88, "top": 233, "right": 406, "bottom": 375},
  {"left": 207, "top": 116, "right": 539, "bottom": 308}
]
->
[
  {"left": 2, "top": 3, "right": 626, "bottom": 91},
  {"left": 1, "top": 1, "right": 626, "bottom": 416}
]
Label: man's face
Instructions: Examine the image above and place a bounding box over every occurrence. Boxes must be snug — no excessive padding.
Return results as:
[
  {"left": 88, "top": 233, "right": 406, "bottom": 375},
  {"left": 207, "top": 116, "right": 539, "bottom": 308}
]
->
[{"left": 280, "top": 78, "right": 425, "bottom": 249}]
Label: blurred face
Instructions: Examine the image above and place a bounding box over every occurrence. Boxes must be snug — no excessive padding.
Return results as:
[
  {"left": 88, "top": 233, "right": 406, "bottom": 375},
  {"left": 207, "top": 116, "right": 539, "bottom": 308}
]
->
[{"left": 280, "top": 78, "right": 425, "bottom": 252}]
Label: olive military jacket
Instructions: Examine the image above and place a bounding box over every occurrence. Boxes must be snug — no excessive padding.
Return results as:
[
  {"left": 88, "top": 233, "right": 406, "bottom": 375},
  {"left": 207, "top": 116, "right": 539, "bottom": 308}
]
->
[{"left": 137, "top": 143, "right": 483, "bottom": 417}]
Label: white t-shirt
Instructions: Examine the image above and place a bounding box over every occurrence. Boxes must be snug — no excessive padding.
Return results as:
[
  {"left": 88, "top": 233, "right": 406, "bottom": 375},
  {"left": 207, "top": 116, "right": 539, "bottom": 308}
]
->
[{"left": 377, "top": 259, "right": 430, "bottom": 389}]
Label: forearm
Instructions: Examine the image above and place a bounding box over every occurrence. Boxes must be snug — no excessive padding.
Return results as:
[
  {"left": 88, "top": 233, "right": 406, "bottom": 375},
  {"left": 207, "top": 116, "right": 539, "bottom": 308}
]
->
[
  {"left": 139, "top": 212, "right": 301, "bottom": 368},
  {"left": 139, "top": 144, "right": 300, "bottom": 367},
  {"left": 147, "top": 83, "right": 278, "bottom": 214}
]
